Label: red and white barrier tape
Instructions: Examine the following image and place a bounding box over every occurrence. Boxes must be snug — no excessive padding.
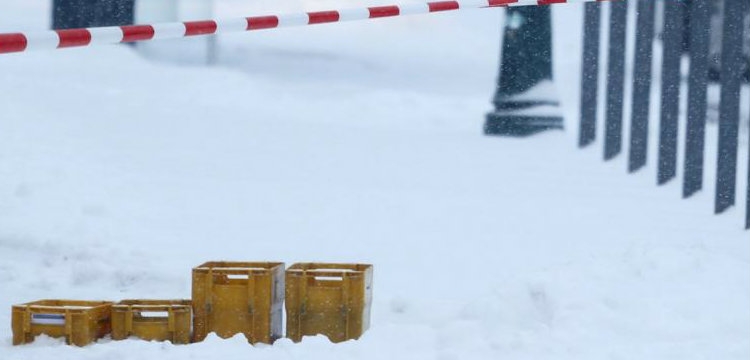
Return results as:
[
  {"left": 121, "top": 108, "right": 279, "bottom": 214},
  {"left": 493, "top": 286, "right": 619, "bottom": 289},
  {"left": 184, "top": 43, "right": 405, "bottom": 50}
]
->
[{"left": 0, "top": 0, "right": 607, "bottom": 55}]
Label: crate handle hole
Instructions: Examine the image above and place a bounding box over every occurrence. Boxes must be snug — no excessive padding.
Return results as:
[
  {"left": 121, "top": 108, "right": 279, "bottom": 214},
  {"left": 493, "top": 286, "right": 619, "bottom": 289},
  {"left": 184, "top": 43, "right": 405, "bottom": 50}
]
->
[
  {"left": 138, "top": 311, "right": 169, "bottom": 319},
  {"left": 138, "top": 311, "right": 169, "bottom": 318},
  {"left": 315, "top": 276, "right": 343, "bottom": 281},
  {"left": 31, "top": 314, "right": 65, "bottom": 325},
  {"left": 226, "top": 274, "right": 250, "bottom": 280}
]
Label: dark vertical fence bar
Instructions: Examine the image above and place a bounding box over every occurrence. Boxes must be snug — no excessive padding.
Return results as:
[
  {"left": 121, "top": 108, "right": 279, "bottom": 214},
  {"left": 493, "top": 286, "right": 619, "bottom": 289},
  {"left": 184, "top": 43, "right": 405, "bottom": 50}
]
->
[
  {"left": 682, "top": 0, "right": 711, "bottom": 197},
  {"left": 748, "top": 82, "right": 750, "bottom": 229},
  {"left": 658, "top": 0, "right": 684, "bottom": 184},
  {"left": 604, "top": 0, "right": 627, "bottom": 160},
  {"left": 628, "top": 0, "right": 654, "bottom": 172},
  {"left": 715, "top": 0, "right": 746, "bottom": 214},
  {"left": 579, "top": 2, "right": 601, "bottom": 148}
]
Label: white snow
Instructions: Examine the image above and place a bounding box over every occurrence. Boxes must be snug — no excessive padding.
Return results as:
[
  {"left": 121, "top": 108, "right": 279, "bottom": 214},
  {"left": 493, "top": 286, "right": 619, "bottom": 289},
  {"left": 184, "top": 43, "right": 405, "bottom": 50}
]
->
[{"left": 1, "top": 0, "right": 749, "bottom": 359}]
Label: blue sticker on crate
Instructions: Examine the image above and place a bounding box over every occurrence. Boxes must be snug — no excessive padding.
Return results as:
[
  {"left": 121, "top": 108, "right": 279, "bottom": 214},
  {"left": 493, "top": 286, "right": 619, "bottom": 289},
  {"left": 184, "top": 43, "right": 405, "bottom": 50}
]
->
[{"left": 31, "top": 314, "right": 65, "bottom": 325}]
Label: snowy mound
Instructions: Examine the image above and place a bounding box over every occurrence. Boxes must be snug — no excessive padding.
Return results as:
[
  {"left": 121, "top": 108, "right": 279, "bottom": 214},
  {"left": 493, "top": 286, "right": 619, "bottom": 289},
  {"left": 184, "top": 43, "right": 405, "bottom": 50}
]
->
[{"left": 1, "top": 1, "right": 748, "bottom": 359}]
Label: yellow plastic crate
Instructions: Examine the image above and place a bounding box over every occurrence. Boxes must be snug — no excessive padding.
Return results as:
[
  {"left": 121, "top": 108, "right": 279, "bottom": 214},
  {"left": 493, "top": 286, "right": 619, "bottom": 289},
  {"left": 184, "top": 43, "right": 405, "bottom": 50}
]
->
[
  {"left": 192, "top": 261, "right": 284, "bottom": 344},
  {"left": 11, "top": 300, "right": 113, "bottom": 346},
  {"left": 285, "top": 263, "right": 373, "bottom": 343},
  {"left": 111, "top": 300, "right": 192, "bottom": 344}
]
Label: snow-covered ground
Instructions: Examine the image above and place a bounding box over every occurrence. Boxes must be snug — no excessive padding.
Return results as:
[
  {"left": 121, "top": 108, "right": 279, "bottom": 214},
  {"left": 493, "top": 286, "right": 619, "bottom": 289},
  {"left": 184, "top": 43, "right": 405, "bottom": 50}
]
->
[{"left": 1, "top": 1, "right": 749, "bottom": 359}]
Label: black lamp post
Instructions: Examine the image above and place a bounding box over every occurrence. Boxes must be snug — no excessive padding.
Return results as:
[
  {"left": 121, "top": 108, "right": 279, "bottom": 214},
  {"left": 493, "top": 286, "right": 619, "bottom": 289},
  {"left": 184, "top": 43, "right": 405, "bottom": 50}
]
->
[
  {"left": 52, "top": 0, "right": 134, "bottom": 30},
  {"left": 485, "top": 6, "right": 563, "bottom": 137}
]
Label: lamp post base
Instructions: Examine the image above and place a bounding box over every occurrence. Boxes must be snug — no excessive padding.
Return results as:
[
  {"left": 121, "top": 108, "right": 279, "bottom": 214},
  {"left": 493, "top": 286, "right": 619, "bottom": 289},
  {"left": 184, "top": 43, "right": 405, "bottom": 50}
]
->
[{"left": 484, "top": 113, "right": 564, "bottom": 137}]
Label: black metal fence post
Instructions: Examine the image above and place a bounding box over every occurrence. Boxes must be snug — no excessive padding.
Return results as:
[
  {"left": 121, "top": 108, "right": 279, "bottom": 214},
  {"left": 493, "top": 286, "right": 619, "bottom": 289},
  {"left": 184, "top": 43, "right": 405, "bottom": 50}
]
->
[
  {"left": 579, "top": 2, "right": 601, "bottom": 148},
  {"left": 628, "top": 0, "right": 654, "bottom": 172},
  {"left": 658, "top": 0, "right": 685, "bottom": 185},
  {"left": 604, "top": 0, "right": 628, "bottom": 160},
  {"left": 715, "top": 0, "right": 747, "bottom": 214},
  {"left": 682, "top": 0, "right": 711, "bottom": 198}
]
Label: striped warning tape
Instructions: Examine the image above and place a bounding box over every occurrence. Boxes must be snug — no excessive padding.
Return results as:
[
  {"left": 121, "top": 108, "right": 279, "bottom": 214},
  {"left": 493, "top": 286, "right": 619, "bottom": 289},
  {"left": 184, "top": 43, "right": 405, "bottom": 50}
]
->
[{"left": 0, "top": 0, "right": 609, "bottom": 55}]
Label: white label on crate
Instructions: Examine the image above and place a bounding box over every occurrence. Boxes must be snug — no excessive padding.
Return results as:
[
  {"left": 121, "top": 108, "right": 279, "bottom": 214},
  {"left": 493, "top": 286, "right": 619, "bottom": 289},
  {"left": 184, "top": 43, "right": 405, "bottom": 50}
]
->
[{"left": 31, "top": 314, "right": 65, "bottom": 325}]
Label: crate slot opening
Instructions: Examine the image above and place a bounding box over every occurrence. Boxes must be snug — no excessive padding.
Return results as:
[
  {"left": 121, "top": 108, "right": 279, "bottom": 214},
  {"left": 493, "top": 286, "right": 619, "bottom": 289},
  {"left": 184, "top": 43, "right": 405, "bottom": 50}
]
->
[
  {"left": 31, "top": 314, "right": 65, "bottom": 325},
  {"left": 137, "top": 311, "right": 169, "bottom": 318},
  {"left": 308, "top": 268, "right": 356, "bottom": 273},
  {"left": 226, "top": 274, "right": 250, "bottom": 280}
]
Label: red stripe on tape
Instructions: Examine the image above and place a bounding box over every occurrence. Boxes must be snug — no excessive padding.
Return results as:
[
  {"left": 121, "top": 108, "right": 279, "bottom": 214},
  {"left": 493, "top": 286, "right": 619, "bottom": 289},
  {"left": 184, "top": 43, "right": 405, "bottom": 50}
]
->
[
  {"left": 428, "top": 1, "right": 460, "bottom": 12},
  {"left": 247, "top": 16, "right": 279, "bottom": 30},
  {"left": 308, "top": 11, "right": 341, "bottom": 24},
  {"left": 369, "top": 6, "right": 400, "bottom": 18},
  {"left": 121, "top": 25, "right": 155, "bottom": 42},
  {"left": 487, "top": 0, "right": 518, "bottom": 6},
  {"left": 184, "top": 21, "right": 218, "bottom": 36},
  {"left": 0, "top": 33, "right": 28, "bottom": 54},
  {"left": 538, "top": 0, "right": 566, "bottom": 4},
  {"left": 56, "top": 29, "right": 92, "bottom": 48}
]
